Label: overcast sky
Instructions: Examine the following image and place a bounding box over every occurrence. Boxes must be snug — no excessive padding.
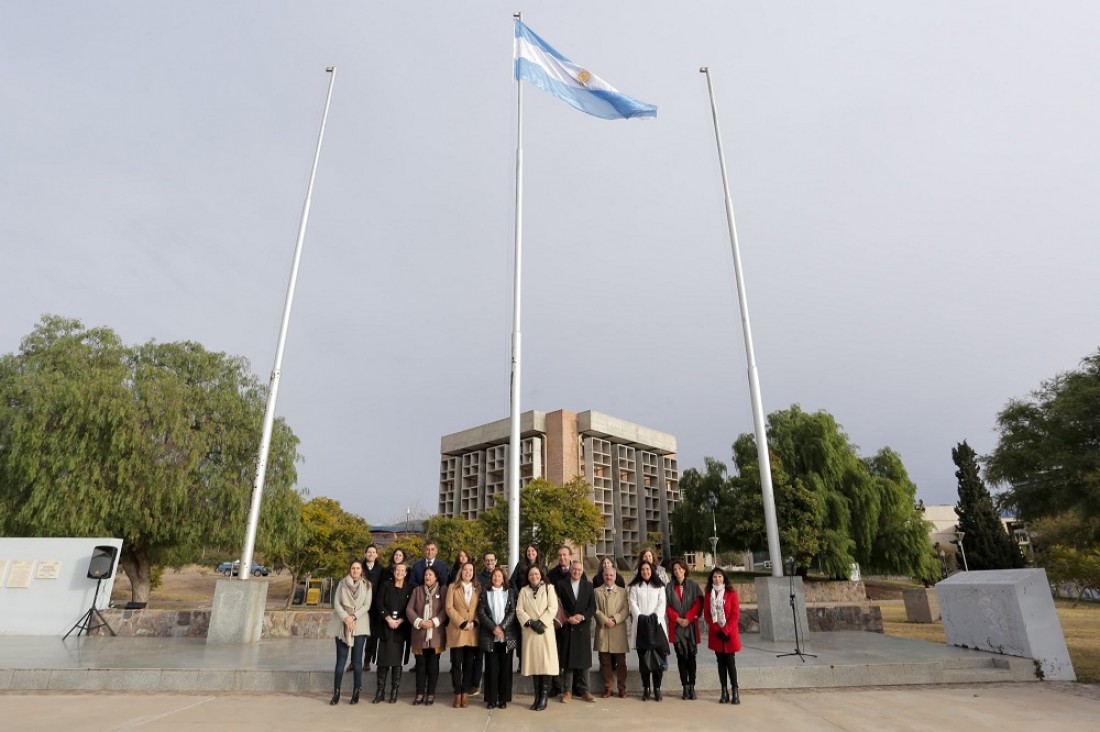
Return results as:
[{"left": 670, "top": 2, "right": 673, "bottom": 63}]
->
[{"left": 4, "top": 2, "right": 1098, "bottom": 526}]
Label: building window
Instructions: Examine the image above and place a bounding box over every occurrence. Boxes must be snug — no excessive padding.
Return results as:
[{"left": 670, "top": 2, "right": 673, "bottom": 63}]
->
[{"left": 684, "top": 552, "right": 696, "bottom": 567}]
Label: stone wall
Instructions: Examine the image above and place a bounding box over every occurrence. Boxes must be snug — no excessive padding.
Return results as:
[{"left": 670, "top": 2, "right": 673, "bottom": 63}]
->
[
  {"left": 734, "top": 580, "right": 867, "bottom": 605},
  {"left": 95, "top": 598, "right": 881, "bottom": 638}
]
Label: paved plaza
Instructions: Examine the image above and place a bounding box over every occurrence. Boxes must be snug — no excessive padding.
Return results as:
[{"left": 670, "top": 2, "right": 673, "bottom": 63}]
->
[{"left": 1, "top": 683, "right": 1098, "bottom": 731}]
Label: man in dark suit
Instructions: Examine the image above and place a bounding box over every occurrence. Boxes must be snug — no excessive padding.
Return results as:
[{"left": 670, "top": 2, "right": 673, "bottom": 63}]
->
[
  {"left": 555, "top": 560, "right": 596, "bottom": 702},
  {"left": 547, "top": 545, "right": 577, "bottom": 697},
  {"left": 410, "top": 541, "right": 449, "bottom": 588},
  {"left": 361, "top": 544, "right": 385, "bottom": 670}
]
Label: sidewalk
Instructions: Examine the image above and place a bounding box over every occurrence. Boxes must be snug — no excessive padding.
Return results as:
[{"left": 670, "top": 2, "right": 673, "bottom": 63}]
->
[{"left": 1, "top": 683, "right": 1098, "bottom": 732}]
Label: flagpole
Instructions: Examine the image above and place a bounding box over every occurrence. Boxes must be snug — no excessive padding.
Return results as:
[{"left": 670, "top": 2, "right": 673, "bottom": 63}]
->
[
  {"left": 239, "top": 66, "right": 337, "bottom": 578},
  {"left": 699, "top": 66, "right": 783, "bottom": 578},
  {"left": 507, "top": 12, "right": 525, "bottom": 575}
]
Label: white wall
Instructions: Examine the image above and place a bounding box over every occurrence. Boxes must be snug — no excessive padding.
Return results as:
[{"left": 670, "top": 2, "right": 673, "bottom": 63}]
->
[{"left": 0, "top": 537, "right": 123, "bottom": 636}]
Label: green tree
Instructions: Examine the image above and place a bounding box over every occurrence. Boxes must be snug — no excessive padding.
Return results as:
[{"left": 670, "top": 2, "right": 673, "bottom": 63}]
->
[
  {"left": 865, "top": 448, "right": 939, "bottom": 582},
  {"left": 422, "top": 514, "right": 488, "bottom": 565},
  {"left": 0, "top": 316, "right": 302, "bottom": 602},
  {"left": 986, "top": 350, "right": 1100, "bottom": 541},
  {"left": 477, "top": 475, "right": 603, "bottom": 562},
  {"left": 671, "top": 457, "right": 730, "bottom": 556},
  {"left": 276, "top": 496, "right": 372, "bottom": 590},
  {"left": 953, "top": 441, "right": 1025, "bottom": 570},
  {"left": 382, "top": 534, "right": 425, "bottom": 565}
]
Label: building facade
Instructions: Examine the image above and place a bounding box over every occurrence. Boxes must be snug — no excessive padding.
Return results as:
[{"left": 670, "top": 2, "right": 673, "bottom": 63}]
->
[{"left": 439, "top": 409, "right": 679, "bottom": 563}]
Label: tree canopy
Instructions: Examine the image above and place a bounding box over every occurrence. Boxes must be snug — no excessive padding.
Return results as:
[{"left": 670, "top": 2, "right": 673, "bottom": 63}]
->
[
  {"left": 674, "top": 405, "right": 936, "bottom": 581},
  {"left": 952, "top": 441, "right": 1024, "bottom": 570},
  {"left": 986, "top": 349, "right": 1100, "bottom": 545},
  {"left": 478, "top": 475, "right": 603, "bottom": 563},
  {"left": 0, "top": 316, "right": 303, "bottom": 601}
]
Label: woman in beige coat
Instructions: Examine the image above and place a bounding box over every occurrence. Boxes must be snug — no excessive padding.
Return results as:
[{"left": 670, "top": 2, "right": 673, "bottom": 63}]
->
[
  {"left": 446, "top": 562, "right": 482, "bottom": 708},
  {"left": 515, "top": 564, "right": 558, "bottom": 711},
  {"left": 329, "top": 560, "right": 372, "bottom": 705},
  {"left": 593, "top": 564, "right": 630, "bottom": 698}
]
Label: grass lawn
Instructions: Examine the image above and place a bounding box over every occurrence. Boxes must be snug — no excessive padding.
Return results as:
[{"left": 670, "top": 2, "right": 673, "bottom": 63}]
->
[{"left": 880, "top": 598, "right": 1100, "bottom": 684}]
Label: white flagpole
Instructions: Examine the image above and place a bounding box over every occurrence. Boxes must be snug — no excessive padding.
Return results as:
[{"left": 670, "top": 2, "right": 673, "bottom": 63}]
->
[
  {"left": 507, "top": 12, "right": 524, "bottom": 575},
  {"left": 239, "top": 66, "right": 337, "bottom": 578},
  {"left": 699, "top": 66, "right": 783, "bottom": 578}
]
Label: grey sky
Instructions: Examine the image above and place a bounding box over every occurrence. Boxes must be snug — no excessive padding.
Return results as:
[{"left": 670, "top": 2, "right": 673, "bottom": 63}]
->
[{"left": 4, "top": 2, "right": 1098, "bottom": 526}]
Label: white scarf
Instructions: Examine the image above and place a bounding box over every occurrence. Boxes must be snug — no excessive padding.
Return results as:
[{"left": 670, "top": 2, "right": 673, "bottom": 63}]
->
[
  {"left": 462, "top": 581, "right": 474, "bottom": 605},
  {"left": 488, "top": 587, "right": 507, "bottom": 627},
  {"left": 710, "top": 587, "right": 727, "bottom": 627},
  {"left": 420, "top": 584, "right": 436, "bottom": 644}
]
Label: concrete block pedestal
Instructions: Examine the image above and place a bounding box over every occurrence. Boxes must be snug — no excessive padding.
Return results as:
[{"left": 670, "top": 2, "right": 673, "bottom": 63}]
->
[
  {"left": 936, "top": 568, "right": 1075, "bottom": 680},
  {"left": 755, "top": 576, "right": 809, "bottom": 643},
  {"left": 903, "top": 587, "right": 940, "bottom": 623},
  {"left": 206, "top": 579, "right": 268, "bottom": 644}
]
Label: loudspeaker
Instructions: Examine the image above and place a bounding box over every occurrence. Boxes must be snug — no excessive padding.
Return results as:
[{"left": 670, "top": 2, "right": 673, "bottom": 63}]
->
[{"left": 87, "top": 545, "right": 118, "bottom": 579}]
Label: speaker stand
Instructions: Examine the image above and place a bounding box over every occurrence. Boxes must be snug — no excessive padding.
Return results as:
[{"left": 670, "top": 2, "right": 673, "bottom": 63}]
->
[
  {"left": 65, "top": 577, "right": 116, "bottom": 639},
  {"left": 776, "top": 559, "right": 816, "bottom": 662}
]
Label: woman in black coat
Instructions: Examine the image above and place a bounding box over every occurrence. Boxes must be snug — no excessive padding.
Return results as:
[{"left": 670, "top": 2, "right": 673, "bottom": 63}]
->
[
  {"left": 476, "top": 566, "right": 518, "bottom": 709},
  {"left": 372, "top": 562, "right": 412, "bottom": 703}
]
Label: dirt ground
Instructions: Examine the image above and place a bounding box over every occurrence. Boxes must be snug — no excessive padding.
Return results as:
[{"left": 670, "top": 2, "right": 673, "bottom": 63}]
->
[{"left": 110, "top": 564, "right": 294, "bottom": 608}]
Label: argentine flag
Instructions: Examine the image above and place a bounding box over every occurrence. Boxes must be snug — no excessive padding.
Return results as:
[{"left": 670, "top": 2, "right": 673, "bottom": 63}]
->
[{"left": 514, "top": 20, "right": 657, "bottom": 121}]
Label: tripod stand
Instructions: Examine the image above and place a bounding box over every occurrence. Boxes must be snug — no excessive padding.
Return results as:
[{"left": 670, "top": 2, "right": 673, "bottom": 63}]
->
[
  {"left": 776, "top": 557, "right": 815, "bottom": 662},
  {"left": 65, "top": 577, "right": 116, "bottom": 639}
]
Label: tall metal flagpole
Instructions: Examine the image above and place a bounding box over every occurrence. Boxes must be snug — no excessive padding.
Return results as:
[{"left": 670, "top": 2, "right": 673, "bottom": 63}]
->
[
  {"left": 507, "top": 12, "right": 524, "bottom": 575},
  {"left": 699, "top": 67, "right": 783, "bottom": 578},
  {"left": 239, "top": 66, "right": 337, "bottom": 578}
]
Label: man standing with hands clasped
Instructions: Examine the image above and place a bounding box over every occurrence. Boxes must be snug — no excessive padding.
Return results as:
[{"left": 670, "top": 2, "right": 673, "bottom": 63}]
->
[{"left": 555, "top": 559, "right": 596, "bottom": 702}]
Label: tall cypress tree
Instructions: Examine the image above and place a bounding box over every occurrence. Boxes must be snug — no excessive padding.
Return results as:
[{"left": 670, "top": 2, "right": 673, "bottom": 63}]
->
[{"left": 952, "top": 441, "right": 1025, "bottom": 570}]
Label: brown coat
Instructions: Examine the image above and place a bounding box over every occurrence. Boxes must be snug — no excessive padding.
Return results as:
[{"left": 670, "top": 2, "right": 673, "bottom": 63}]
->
[
  {"left": 593, "top": 583, "right": 630, "bottom": 654},
  {"left": 445, "top": 581, "right": 481, "bottom": 648},
  {"left": 406, "top": 582, "right": 447, "bottom": 653},
  {"left": 516, "top": 582, "right": 559, "bottom": 676}
]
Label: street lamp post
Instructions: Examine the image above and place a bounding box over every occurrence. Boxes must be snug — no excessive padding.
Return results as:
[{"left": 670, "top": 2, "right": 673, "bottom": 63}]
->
[{"left": 956, "top": 531, "right": 969, "bottom": 572}]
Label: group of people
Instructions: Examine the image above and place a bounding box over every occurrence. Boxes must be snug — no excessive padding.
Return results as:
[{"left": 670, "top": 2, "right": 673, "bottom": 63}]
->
[{"left": 330, "top": 542, "right": 742, "bottom": 710}]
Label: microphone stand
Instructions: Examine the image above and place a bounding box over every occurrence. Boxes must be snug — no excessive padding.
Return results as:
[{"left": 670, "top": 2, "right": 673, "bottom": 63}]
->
[{"left": 776, "top": 557, "right": 815, "bottom": 662}]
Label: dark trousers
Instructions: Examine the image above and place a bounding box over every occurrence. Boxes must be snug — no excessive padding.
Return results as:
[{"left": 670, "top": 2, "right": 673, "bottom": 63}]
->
[
  {"left": 334, "top": 635, "right": 366, "bottom": 689},
  {"left": 414, "top": 649, "right": 440, "bottom": 695},
  {"left": 675, "top": 650, "right": 697, "bottom": 687},
  {"left": 363, "top": 629, "right": 379, "bottom": 666},
  {"left": 450, "top": 646, "right": 476, "bottom": 693},
  {"left": 484, "top": 643, "right": 514, "bottom": 705},
  {"left": 716, "top": 651, "right": 738, "bottom": 689},
  {"left": 638, "top": 650, "right": 664, "bottom": 690},
  {"left": 561, "top": 667, "right": 588, "bottom": 694},
  {"left": 599, "top": 652, "right": 627, "bottom": 692},
  {"left": 471, "top": 645, "right": 483, "bottom": 688}
]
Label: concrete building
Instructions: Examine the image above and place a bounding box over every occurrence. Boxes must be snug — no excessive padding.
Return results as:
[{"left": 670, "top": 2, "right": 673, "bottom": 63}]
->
[{"left": 439, "top": 409, "right": 679, "bottom": 563}]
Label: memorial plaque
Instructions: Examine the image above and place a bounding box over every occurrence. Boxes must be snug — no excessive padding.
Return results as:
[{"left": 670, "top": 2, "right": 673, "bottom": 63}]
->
[
  {"left": 7, "top": 559, "right": 35, "bottom": 588},
  {"left": 36, "top": 560, "right": 62, "bottom": 580}
]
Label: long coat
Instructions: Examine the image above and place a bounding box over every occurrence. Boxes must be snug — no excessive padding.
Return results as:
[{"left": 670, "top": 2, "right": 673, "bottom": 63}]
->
[
  {"left": 373, "top": 579, "right": 412, "bottom": 667},
  {"left": 406, "top": 582, "right": 447, "bottom": 653},
  {"left": 703, "top": 586, "right": 742, "bottom": 653},
  {"left": 362, "top": 561, "right": 385, "bottom": 637},
  {"left": 665, "top": 579, "right": 703, "bottom": 649},
  {"left": 555, "top": 576, "right": 595, "bottom": 669},
  {"left": 477, "top": 585, "right": 519, "bottom": 653},
  {"left": 445, "top": 581, "right": 482, "bottom": 649},
  {"left": 328, "top": 577, "right": 373, "bottom": 642},
  {"left": 516, "top": 582, "right": 559, "bottom": 676},
  {"left": 593, "top": 583, "right": 630, "bottom": 654}
]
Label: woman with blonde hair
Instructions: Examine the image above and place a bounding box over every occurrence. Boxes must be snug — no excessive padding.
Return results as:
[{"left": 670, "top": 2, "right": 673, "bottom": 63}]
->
[
  {"left": 446, "top": 561, "right": 482, "bottom": 708},
  {"left": 329, "top": 560, "right": 372, "bottom": 705}
]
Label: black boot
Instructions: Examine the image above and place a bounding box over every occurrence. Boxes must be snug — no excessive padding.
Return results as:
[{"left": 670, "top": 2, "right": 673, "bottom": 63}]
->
[
  {"left": 719, "top": 685, "right": 729, "bottom": 704},
  {"left": 530, "top": 677, "right": 541, "bottom": 710},
  {"left": 330, "top": 685, "right": 341, "bottom": 705},
  {"left": 654, "top": 687, "right": 663, "bottom": 702},
  {"left": 536, "top": 677, "right": 549, "bottom": 711},
  {"left": 389, "top": 668, "right": 402, "bottom": 703},
  {"left": 688, "top": 684, "right": 697, "bottom": 700},
  {"left": 373, "top": 668, "right": 388, "bottom": 703},
  {"left": 732, "top": 687, "right": 740, "bottom": 705},
  {"left": 350, "top": 686, "right": 361, "bottom": 704},
  {"left": 642, "top": 687, "right": 651, "bottom": 702}
]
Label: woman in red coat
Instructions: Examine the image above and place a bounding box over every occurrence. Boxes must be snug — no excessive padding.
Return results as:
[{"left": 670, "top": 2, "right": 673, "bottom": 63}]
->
[{"left": 703, "top": 567, "right": 741, "bottom": 704}]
